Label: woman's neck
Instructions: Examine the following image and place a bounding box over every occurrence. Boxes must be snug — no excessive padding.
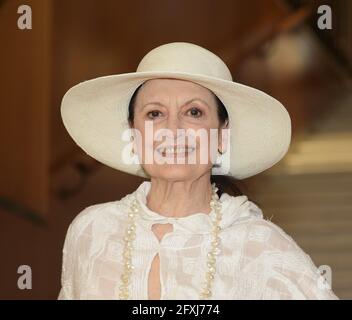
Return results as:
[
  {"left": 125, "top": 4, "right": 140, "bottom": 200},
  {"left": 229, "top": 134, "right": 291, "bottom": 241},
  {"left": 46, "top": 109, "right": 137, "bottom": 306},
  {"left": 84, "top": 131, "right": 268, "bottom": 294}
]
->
[{"left": 146, "top": 174, "right": 213, "bottom": 218}]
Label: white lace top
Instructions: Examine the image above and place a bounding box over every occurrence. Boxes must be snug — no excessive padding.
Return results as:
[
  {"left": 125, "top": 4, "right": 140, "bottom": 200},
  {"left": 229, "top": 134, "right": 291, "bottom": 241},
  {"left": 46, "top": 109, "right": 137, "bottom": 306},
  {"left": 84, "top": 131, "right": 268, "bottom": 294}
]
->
[{"left": 58, "top": 181, "right": 339, "bottom": 300}]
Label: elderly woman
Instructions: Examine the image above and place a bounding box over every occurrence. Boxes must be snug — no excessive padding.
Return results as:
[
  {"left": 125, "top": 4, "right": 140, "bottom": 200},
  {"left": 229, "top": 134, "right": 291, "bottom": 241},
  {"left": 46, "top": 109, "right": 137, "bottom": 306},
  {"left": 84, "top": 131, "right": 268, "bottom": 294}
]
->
[{"left": 58, "top": 42, "right": 338, "bottom": 300}]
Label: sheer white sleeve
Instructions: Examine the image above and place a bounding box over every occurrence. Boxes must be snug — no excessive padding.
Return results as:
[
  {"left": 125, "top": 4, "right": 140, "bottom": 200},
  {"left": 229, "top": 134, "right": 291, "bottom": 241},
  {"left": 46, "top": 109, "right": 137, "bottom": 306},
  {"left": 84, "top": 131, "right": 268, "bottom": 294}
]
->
[
  {"left": 57, "top": 221, "right": 77, "bottom": 300},
  {"left": 245, "top": 220, "right": 339, "bottom": 300}
]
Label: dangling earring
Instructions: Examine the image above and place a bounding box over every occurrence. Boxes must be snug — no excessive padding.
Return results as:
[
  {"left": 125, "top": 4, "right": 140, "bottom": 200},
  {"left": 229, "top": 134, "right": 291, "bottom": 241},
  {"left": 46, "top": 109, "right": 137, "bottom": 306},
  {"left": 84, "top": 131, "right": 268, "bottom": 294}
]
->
[
  {"left": 130, "top": 135, "right": 135, "bottom": 156},
  {"left": 214, "top": 148, "right": 223, "bottom": 166}
]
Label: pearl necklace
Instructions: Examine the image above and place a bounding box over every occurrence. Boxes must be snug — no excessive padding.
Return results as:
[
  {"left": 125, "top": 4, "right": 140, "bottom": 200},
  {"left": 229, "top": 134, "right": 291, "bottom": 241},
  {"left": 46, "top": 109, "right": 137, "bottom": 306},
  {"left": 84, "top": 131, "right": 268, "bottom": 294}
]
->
[{"left": 118, "top": 183, "right": 222, "bottom": 300}]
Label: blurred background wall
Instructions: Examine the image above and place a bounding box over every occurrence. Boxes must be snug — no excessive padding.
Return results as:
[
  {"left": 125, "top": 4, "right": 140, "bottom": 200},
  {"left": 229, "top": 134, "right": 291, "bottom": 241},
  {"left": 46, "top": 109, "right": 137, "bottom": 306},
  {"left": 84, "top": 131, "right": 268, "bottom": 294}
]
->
[{"left": 0, "top": 0, "right": 351, "bottom": 299}]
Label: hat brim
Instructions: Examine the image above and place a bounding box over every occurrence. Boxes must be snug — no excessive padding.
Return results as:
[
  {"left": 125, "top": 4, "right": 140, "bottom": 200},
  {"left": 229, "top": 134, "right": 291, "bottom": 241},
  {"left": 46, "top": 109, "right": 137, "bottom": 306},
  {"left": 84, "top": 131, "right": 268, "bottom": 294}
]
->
[{"left": 61, "top": 71, "right": 291, "bottom": 179}]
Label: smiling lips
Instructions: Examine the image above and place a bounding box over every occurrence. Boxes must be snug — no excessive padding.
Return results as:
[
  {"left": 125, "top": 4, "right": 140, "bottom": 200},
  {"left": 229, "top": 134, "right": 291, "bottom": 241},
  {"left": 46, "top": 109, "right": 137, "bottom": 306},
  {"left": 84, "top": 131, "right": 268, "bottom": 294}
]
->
[{"left": 156, "top": 145, "right": 196, "bottom": 156}]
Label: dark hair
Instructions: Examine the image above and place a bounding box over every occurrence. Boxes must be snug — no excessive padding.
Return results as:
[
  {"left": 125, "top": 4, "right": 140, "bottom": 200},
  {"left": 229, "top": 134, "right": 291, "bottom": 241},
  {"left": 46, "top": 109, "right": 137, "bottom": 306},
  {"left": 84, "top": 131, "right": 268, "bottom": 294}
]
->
[{"left": 127, "top": 81, "right": 258, "bottom": 203}]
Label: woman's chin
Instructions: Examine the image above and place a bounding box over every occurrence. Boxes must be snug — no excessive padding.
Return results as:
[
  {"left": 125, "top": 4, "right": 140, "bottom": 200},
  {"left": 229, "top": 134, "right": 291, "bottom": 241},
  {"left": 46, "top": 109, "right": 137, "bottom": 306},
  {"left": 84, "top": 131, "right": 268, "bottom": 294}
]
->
[{"left": 144, "top": 164, "right": 200, "bottom": 180}]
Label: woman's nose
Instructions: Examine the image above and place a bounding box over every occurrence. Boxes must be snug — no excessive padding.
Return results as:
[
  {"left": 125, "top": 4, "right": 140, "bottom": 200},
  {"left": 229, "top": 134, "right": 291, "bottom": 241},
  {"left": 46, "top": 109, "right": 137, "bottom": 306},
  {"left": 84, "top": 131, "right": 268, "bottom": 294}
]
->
[
  {"left": 157, "top": 114, "right": 184, "bottom": 142},
  {"left": 165, "top": 114, "right": 183, "bottom": 134}
]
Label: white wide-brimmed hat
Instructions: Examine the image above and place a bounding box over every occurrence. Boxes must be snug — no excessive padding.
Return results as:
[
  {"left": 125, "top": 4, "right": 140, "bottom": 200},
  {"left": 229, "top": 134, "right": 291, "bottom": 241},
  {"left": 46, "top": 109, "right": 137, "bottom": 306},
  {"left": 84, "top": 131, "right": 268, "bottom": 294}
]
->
[{"left": 61, "top": 42, "right": 291, "bottom": 179}]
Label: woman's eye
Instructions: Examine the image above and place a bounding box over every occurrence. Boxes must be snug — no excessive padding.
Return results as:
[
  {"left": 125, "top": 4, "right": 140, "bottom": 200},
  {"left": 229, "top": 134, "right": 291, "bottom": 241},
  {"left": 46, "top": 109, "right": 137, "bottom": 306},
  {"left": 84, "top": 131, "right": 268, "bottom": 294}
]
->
[
  {"left": 147, "top": 110, "right": 162, "bottom": 119},
  {"left": 187, "top": 107, "right": 203, "bottom": 118}
]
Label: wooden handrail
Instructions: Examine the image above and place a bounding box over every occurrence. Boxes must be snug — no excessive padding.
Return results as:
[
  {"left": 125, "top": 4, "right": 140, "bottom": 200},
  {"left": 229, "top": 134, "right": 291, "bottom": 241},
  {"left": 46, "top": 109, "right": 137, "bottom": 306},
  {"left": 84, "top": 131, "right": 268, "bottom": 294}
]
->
[
  {"left": 0, "top": 196, "right": 47, "bottom": 226},
  {"left": 218, "top": 1, "right": 320, "bottom": 71}
]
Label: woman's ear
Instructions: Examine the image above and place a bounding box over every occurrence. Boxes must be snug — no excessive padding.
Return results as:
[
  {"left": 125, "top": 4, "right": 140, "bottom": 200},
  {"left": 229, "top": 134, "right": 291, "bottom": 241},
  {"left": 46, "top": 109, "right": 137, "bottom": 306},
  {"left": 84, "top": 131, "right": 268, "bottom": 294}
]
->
[
  {"left": 128, "top": 125, "right": 137, "bottom": 154},
  {"left": 218, "top": 120, "right": 229, "bottom": 154}
]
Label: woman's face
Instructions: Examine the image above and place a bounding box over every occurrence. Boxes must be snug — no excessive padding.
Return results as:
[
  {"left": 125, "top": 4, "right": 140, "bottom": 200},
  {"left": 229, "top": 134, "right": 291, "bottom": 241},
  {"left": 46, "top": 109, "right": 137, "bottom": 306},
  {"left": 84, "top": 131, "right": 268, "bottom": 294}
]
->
[{"left": 131, "top": 78, "right": 227, "bottom": 181}]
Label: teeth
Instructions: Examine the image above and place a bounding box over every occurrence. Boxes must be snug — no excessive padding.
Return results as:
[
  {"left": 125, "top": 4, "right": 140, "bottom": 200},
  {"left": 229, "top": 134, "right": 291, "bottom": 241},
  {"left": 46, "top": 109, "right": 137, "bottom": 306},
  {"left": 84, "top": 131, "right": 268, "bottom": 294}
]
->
[{"left": 157, "top": 147, "right": 195, "bottom": 154}]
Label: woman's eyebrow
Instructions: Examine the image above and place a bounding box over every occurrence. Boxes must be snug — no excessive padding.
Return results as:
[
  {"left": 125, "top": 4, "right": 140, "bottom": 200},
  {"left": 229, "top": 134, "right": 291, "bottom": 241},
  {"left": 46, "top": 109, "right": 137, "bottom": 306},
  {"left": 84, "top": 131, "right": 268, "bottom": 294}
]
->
[
  {"left": 185, "top": 98, "right": 210, "bottom": 109},
  {"left": 143, "top": 98, "right": 210, "bottom": 109},
  {"left": 142, "top": 101, "right": 165, "bottom": 109}
]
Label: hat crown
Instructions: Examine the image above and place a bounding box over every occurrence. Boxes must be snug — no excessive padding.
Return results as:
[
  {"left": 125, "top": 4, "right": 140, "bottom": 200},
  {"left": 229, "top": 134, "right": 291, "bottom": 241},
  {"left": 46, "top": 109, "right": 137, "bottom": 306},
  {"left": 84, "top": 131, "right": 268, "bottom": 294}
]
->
[{"left": 136, "top": 42, "right": 233, "bottom": 81}]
